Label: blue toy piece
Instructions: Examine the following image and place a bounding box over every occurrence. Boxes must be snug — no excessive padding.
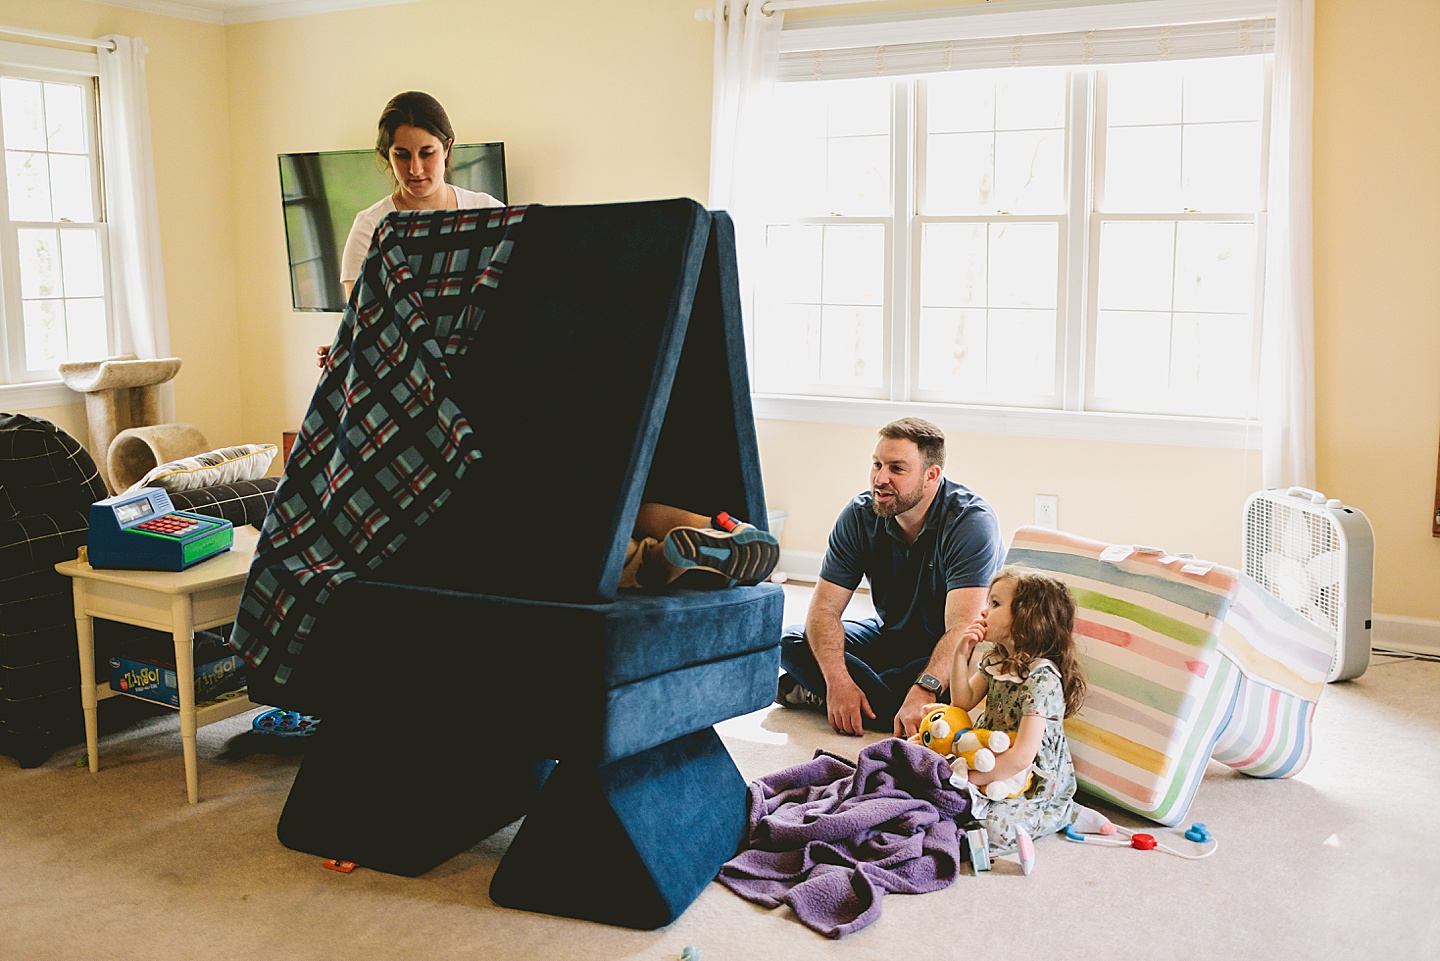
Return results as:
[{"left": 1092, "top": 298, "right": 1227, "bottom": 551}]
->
[
  {"left": 1185, "top": 822, "right": 1212, "bottom": 843},
  {"left": 252, "top": 708, "right": 321, "bottom": 738}
]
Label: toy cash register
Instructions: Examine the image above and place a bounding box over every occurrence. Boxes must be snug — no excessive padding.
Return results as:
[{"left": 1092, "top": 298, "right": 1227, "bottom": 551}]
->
[{"left": 88, "top": 487, "right": 234, "bottom": 571}]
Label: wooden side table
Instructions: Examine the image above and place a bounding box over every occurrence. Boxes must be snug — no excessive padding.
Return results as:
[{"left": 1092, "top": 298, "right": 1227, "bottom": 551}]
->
[{"left": 56, "top": 526, "right": 262, "bottom": 803}]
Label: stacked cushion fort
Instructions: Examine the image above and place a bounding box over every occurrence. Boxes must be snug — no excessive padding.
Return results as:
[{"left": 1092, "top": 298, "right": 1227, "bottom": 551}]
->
[{"left": 1005, "top": 526, "right": 1334, "bottom": 826}]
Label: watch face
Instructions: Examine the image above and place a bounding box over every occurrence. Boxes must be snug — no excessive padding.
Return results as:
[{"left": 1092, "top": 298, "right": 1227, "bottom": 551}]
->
[{"left": 917, "top": 673, "right": 942, "bottom": 693}]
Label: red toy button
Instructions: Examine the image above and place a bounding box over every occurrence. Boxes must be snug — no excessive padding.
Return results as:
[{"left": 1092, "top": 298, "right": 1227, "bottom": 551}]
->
[{"left": 1130, "top": 833, "right": 1157, "bottom": 850}]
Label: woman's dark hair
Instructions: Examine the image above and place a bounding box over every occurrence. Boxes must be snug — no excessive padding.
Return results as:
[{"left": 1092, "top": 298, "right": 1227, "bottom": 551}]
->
[{"left": 375, "top": 90, "right": 455, "bottom": 176}]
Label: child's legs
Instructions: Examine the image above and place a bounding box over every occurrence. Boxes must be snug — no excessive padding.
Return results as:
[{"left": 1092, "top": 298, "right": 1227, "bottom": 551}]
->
[
  {"left": 618, "top": 536, "right": 661, "bottom": 589},
  {"left": 632, "top": 503, "right": 710, "bottom": 541},
  {"left": 977, "top": 795, "right": 1074, "bottom": 854}
]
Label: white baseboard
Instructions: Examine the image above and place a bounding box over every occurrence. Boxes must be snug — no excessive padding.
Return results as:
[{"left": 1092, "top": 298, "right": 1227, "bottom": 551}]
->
[
  {"left": 1373, "top": 614, "right": 1440, "bottom": 657},
  {"left": 774, "top": 549, "right": 823, "bottom": 584}
]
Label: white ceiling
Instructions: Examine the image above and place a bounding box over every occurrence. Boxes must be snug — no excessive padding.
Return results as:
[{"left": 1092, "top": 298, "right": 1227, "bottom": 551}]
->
[{"left": 80, "top": 0, "right": 424, "bottom": 26}]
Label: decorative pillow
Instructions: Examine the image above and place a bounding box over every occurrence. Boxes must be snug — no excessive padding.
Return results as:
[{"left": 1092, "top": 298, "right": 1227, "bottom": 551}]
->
[{"left": 128, "top": 444, "right": 278, "bottom": 493}]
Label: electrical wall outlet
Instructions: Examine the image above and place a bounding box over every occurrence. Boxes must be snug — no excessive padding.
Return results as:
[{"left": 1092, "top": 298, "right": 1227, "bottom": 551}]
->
[{"left": 1035, "top": 495, "right": 1059, "bottom": 530}]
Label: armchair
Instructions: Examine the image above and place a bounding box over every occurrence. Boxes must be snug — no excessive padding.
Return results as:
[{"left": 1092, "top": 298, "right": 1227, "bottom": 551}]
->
[{"left": 0, "top": 413, "right": 108, "bottom": 767}]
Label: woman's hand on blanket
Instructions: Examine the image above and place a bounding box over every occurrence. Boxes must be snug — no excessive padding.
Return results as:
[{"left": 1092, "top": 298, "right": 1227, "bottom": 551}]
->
[
  {"left": 316, "top": 344, "right": 330, "bottom": 369},
  {"left": 827, "top": 676, "right": 874, "bottom": 736}
]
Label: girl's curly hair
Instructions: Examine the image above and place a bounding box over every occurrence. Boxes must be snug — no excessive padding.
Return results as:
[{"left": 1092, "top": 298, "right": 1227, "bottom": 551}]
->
[{"left": 986, "top": 566, "right": 1086, "bottom": 717}]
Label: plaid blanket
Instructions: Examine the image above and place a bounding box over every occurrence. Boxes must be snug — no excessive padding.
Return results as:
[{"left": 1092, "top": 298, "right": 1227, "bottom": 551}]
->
[{"left": 227, "top": 205, "right": 527, "bottom": 687}]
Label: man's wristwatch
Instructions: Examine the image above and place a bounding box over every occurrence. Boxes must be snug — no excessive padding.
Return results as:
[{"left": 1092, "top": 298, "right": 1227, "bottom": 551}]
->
[{"left": 914, "top": 672, "right": 943, "bottom": 696}]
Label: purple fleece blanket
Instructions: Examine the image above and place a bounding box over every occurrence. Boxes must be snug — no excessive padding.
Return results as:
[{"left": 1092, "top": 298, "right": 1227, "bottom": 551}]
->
[{"left": 717, "top": 737, "right": 971, "bottom": 938}]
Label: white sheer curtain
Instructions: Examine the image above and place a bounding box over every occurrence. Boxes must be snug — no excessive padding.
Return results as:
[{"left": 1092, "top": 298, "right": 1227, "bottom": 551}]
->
[
  {"left": 1259, "top": 0, "right": 1316, "bottom": 488},
  {"left": 97, "top": 35, "right": 173, "bottom": 417},
  {"left": 708, "top": 1, "right": 783, "bottom": 211}
]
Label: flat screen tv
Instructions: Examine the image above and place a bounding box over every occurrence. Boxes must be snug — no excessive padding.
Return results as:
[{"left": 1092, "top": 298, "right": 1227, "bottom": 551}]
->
[{"left": 278, "top": 142, "right": 507, "bottom": 312}]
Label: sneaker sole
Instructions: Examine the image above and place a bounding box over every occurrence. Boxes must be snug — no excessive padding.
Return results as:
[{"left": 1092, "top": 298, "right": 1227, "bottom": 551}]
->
[{"left": 663, "top": 526, "right": 779, "bottom": 586}]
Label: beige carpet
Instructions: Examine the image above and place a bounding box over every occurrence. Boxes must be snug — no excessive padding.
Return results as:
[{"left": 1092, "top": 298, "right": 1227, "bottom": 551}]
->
[{"left": 2, "top": 585, "right": 1435, "bottom": 960}]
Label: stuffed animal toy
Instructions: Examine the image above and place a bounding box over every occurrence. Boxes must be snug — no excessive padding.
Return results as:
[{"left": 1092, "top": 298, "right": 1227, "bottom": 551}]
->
[
  {"left": 912, "top": 704, "right": 973, "bottom": 755},
  {"left": 911, "top": 705, "right": 1032, "bottom": 801}
]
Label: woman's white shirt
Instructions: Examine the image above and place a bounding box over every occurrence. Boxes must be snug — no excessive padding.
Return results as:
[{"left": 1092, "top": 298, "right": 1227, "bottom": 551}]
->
[{"left": 339, "top": 184, "right": 503, "bottom": 284}]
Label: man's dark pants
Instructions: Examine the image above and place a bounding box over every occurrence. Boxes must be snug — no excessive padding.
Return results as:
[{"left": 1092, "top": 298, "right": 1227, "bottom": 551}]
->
[{"left": 779, "top": 617, "right": 938, "bottom": 732}]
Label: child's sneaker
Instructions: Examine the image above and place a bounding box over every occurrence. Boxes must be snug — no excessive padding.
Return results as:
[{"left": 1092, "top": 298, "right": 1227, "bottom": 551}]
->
[
  {"left": 662, "top": 513, "right": 779, "bottom": 586},
  {"left": 775, "top": 673, "right": 825, "bottom": 710}
]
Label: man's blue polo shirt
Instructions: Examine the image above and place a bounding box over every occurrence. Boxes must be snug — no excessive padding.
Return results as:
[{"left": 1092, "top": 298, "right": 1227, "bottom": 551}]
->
[{"left": 819, "top": 477, "right": 1004, "bottom": 643}]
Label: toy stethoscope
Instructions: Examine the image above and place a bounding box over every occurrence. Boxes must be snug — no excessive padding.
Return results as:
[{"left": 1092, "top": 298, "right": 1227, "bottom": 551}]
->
[{"left": 1062, "top": 821, "right": 1218, "bottom": 860}]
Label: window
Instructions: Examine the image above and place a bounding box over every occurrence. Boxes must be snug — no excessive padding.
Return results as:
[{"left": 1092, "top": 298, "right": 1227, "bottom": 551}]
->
[
  {"left": 748, "top": 48, "right": 1271, "bottom": 436},
  {"left": 0, "top": 45, "right": 112, "bottom": 390}
]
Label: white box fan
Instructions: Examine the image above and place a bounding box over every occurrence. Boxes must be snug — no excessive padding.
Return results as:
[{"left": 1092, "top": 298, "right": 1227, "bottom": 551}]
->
[{"left": 1242, "top": 486, "right": 1374, "bottom": 681}]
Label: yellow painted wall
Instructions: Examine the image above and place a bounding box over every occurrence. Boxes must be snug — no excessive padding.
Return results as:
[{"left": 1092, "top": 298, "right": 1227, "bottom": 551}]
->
[
  {"left": 0, "top": 0, "right": 242, "bottom": 452},
  {"left": 758, "top": 419, "right": 1264, "bottom": 570},
  {"left": 222, "top": 0, "right": 715, "bottom": 453},
  {"left": 1312, "top": 0, "right": 1440, "bottom": 617},
  {"left": 2, "top": 0, "right": 1437, "bottom": 621}
]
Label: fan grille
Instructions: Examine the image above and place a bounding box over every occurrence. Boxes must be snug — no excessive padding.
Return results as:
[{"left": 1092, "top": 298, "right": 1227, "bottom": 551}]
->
[{"left": 1243, "top": 496, "right": 1343, "bottom": 640}]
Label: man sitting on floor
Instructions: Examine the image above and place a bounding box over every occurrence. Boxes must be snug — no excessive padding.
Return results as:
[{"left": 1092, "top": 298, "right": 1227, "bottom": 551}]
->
[{"left": 776, "top": 417, "right": 1004, "bottom": 738}]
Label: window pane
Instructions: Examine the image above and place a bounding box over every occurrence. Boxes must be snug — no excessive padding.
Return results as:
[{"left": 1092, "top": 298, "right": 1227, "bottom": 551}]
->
[
  {"left": 988, "top": 308, "right": 1056, "bottom": 394},
  {"left": 1170, "top": 311, "right": 1252, "bottom": 416},
  {"left": 827, "top": 134, "right": 889, "bottom": 216},
  {"left": 22, "top": 299, "right": 63, "bottom": 370},
  {"left": 1098, "top": 222, "right": 1175, "bottom": 311},
  {"left": 1102, "top": 126, "right": 1181, "bottom": 212},
  {"left": 828, "top": 80, "right": 889, "bottom": 137},
  {"left": 1173, "top": 222, "right": 1256, "bottom": 314},
  {"left": 44, "top": 82, "right": 87, "bottom": 153},
  {"left": 763, "top": 77, "right": 890, "bottom": 217},
  {"left": 763, "top": 224, "right": 823, "bottom": 304},
  {"left": 0, "top": 77, "right": 45, "bottom": 150},
  {"left": 7, "top": 150, "right": 53, "bottom": 220},
  {"left": 767, "top": 134, "right": 826, "bottom": 215},
  {"left": 819, "top": 304, "right": 883, "bottom": 388},
  {"left": 920, "top": 222, "right": 986, "bottom": 307},
  {"left": 995, "top": 69, "right": 1067, "bottom": 130},
  {"left": 1106, "top": 62, "right": 1182, "bottom": 126},
  {"left": 1183, "top": 57, "right": 1264, "bottom": 124},
  {"left": 925, "top": 132, "right": 994, "bottom": 214},
  {"left": 989, "top": 223, "right": 1057, "bottom": 308},
  {"left": 60, "top": 230, "right": 105, "bottom": 297},
  {"left": 821, "top": 224, "right": 884, "bottom": 305},
  {"left": 927, "top": 68, "right": 1064, "bottom": 216},
  {"left": 928, "top": 73, "right": 995, "bottom": 133},
  {"left": 18, "top": 228, "right": 59, "bottom": 298},
  {"left": 64, "top": 297, "right": 107, "bottom": 360},
  {"left": 918, "top": 306, "right": 986, "bottom": 393},
  {"left": 49, "top": 153, "right": 95, "bottom": 222},
  {"left": 755, "top": 302, "right": 820, "bottom": 393},
  {"left": 994, "top": 130, "right": 1065, "bottom": 213},
  {"left": 1093, "top": 310, "right": 1171, "bottom": 399},
  {"left": 1182, "top": 121, "right": 1261, "bottom": 211}
]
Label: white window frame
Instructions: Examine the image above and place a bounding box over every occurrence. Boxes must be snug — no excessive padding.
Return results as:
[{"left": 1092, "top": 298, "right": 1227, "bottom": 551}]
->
[
  {"left": 0, "top": 40, "right": 110, "bottom": 410},
  {"left": 748, "top": 0, "right": 1276, "bottom": 450}
]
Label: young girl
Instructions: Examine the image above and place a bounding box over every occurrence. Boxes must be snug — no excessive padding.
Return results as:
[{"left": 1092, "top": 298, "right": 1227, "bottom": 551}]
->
[{"left": 947, "top": 566, "right": 1112, "bottom": 867}]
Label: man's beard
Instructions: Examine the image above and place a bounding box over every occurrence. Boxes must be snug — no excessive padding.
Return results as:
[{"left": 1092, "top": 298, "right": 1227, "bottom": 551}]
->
[{"left": 871, "top": 484, "right": 924, "bottom": 518}]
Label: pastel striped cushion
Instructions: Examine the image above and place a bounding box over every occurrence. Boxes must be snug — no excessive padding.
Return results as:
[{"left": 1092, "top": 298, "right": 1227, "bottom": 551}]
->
[{"left": 1005, "top": 527, "right": 1333, "bottom": 826}]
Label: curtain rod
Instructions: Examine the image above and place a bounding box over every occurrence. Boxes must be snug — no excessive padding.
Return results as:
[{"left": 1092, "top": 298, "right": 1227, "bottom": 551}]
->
[{"left": 0, "top": 25, "right": 116, "bottom": 52}]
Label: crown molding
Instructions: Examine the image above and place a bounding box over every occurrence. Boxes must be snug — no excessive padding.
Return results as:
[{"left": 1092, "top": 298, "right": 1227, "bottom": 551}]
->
[{"left": 76, "top": 0, "right": 423, "bottom": 26}]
